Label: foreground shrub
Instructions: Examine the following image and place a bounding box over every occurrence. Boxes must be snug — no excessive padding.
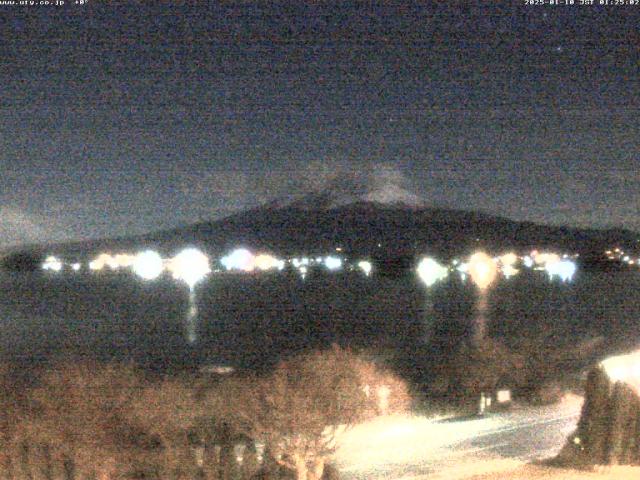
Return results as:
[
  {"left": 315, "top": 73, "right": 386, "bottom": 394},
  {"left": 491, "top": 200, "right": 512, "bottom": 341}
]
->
[
  {"left": 513, "top": 335, "right": 603, "bottom": 402},
  {"left": 16, "top": 362, "right": 143, "bottom": 480},
  {"left": 125, "top": 376, "right": 202, "bottom": 480},
  {"left": 528, "top": 379, "right": 564, "bottom": 406},
  {"left": 429, "top": 339, "right": 525, "bottom": 401},
  {"left": 0, "top": 366, "right": 23, "bottom": 480},
  {"left": 211, "top": 345, "right": 410, "bottom": 480},
  {"left": 0, "top": 347, "right": 411, "bottom": 480}
]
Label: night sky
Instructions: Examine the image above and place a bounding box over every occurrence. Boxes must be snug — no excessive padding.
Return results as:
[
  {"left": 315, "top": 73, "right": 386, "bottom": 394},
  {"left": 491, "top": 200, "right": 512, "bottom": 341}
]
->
[{"left": 1, "top": 3, "right": 638, "bottom": 247}]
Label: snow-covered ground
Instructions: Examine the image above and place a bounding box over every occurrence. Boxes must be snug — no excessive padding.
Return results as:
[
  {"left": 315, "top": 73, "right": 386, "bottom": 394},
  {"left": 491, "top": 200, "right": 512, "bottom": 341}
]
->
[{"left": 334, "top": 394, "right": 583, "bottom": 480}]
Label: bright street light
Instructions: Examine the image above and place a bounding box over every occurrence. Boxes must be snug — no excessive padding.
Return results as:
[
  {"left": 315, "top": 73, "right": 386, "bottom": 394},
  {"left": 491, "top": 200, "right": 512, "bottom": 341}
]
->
[
  {"left": 357, "top": 260, "right": 373, "bottom": 277},
  {"left": 42, "top": 255, "right": 63, "bottom": 272},
  {"left": 220, "top": 248, "right": 255, "bottom": 272},
  {"left": 416, "top": 257, "right": 448, "bottom": 287},
  {"left": 468, "top": 252, "right": 498, "bottom": 291},
  {"left": 132, "top": 250, "right": 164, "bottom": 281},
  {"left": 545, "top": 259, "right": 577, "bottom": 283}
]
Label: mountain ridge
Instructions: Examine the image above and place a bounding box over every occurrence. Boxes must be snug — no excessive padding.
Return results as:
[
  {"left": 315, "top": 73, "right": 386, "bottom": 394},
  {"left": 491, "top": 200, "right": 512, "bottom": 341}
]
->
[{"left": 4, "top": 198, "right": 637, "bottom": 265}]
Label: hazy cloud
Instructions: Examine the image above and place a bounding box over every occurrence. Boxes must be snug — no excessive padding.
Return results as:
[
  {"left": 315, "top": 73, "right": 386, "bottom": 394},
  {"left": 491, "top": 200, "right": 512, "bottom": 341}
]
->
[
  {"left": 0, "top": 206, "right": 51, "bottom": 248},
  {"left": 176, "top": 159, "right": 426, "bottom": 216}
]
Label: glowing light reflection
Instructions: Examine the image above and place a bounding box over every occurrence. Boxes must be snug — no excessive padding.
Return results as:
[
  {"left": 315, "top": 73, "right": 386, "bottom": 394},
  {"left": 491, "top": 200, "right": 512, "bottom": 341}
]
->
[{"left": 167, "top": 248, "right": 211, "bottom": 345}]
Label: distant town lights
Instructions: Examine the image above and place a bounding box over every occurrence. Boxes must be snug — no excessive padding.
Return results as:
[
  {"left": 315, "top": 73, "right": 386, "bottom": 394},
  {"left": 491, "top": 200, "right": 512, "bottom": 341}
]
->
[
  {"left": 324, "top": 256, "right": 343, "bottom": 271},
  {"left": 545, "top": 259, "right": 576, "bottom": 283},
  {"left": 113, "top": 253, "right": 135, "bottom": 268},
  {"left": 299, "top": 265, "right": 308, "bottom": 279},
  {"left": 168, "top": 248, "right": 211, "bottom": 289},
  {"left": 89, "top": 253, "right": 110, "bottom": 271},
  {"left": 499, "top": 252, "right": 518, "bottom": 267},
  {"left": 534, "top": 252, "right": 561, "bottom": 266},
  {"left": 42, "top": 255, "right": 63, "bottom": 272},
  {"left": 467, "top": 251, "right": 498, "bottom": 291},
  {"left": 502, "top": 264, "right": 519, "bottom": 279},
  {"left": 416, "top": 257, "right": 448, "bottom": 287},
  {"left": 357, "top": 260, "right": 373, "bottom": 276},
  {"left": 221, "top": 248, "right": 255, "bottom": 272},
  {"left": 254, "top": 253, "right": 282, "bottom": 271},
  {"left": 132, "top": 250, "right": 164, "bottom": 280}
]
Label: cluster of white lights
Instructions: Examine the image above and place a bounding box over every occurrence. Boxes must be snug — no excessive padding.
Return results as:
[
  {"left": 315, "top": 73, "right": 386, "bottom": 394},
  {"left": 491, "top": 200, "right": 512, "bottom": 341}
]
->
[
  {"left": 533, "top": 252, "right": 561, "bottom": 269},
  {"left": 416, "top": 257, "right": 448, "bottom": 288},
  {"left": 255, "top": 254, "right": 285, "bottom": 272},
  {"left": 220, "top": 248, "right": 255, "bottom": 272},
  {"left": 33, "top": 243, "right": 369, "bottom": 281},
  {"left": 497, "top": 252, "right": 520, "bottom": 279},
  {"left": 545, "top": 259, "right": 577, "bottom": 283},
  {"left": 166, "top": 248, "right": 211, "bottom": 289},
  {"left": 441, "top": 249, "right": 579, "bottom": 285},
  {"left": 220, "top": 249, "right": 284, "bottom": 273},
  {"left": 324, "top": 256, "right": 343, "bottom": 271},
  {"left": 82, "top": 247, "right": 359, "bottom": 279},
  {"left": 41, "top": 244, "right": 584, "bottom": 288},
  {"left": 288, "top": 255, "right": 345, "bottom": 279},
  {"left": 357, "top": 260, "right": 372, "bottom": 276},
  {"left": 606, "top": 248, "right": 639, "bottom": 266},
  {"left": 41, "top": 256, "right": 84, "bottom": 273},
  {"left": 288, "top": 254, "right": 349, "bottom": 279},
  {"left": 515, "top": 250, "right": 578, "bottom": 283},
  {"left": 132, "top": 250, "right": 164, "bottom": 281},
  {"left": 42, "top": 255, "right": 63, "bottom": 272},
  {"left": 290, "top": 257, "right": 313, "bottom": 279},
  {"left": 292, "top": 257, "right": 310, "bottom": 268},
  {"left": 84, "top": 247, "right": 214, "bottom": 288},
  {"left": 89, "top": 252, "right": 136, "bottom": 272},
  {"left": 299, "top": 265, "right": 308, "bottom": 279}
]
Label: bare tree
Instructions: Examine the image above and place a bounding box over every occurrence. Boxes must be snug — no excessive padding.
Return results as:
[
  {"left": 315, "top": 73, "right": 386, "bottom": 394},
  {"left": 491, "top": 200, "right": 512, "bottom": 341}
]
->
[
  {"left": 20, "top": 362, "right": 143, "bottom": 480},
  {"left": 214, "top": 346, "right": 410, "bottom": 480},
  {"left": 126, "top": 376, "right": 202, "bottom": 480},
  {"left": 0, "top": 365, "right": 21, "bottom": 480}
]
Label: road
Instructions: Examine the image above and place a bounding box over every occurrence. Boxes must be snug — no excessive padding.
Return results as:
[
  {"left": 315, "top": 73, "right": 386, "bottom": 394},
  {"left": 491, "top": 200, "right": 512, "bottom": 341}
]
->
[{"left": 334, "top": 394, "right": 583, "bottom": 480}]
